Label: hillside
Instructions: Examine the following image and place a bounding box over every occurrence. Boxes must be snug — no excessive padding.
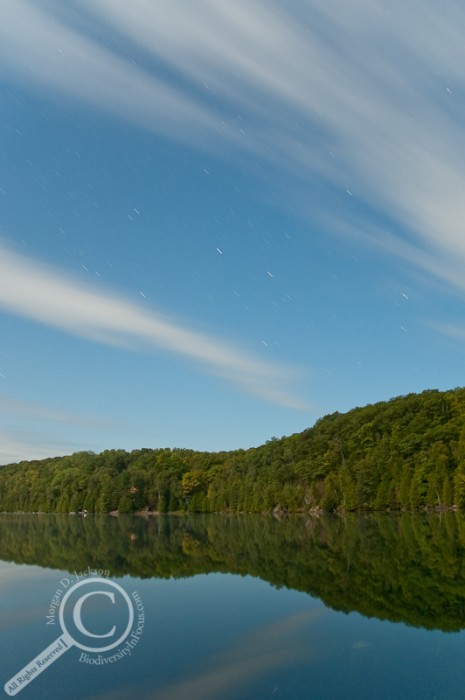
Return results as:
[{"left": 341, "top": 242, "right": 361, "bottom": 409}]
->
[{"left": 1, "top": 387, "right": 465, "bottom": 513}]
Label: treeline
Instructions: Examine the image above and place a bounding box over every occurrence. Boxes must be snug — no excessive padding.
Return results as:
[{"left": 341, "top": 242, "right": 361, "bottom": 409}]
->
[
  {"left": 2, "top": 387, "right": 465, "bottom": 513},
  {"left": 2, "top": 511, "right": 465, "bottom": 631}
]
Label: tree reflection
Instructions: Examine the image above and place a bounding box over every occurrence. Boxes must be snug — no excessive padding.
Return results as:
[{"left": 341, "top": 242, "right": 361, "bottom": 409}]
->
[{"left": 1, "top": 512, "right": 465, "bottom": 631}]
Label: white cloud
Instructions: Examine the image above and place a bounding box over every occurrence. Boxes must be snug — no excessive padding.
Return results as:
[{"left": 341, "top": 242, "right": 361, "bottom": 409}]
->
[
  {"left": 427, "top": 322, "right": 465, "bottom": 344},
  {"left": 0, "top": 2, "right": 225, "bottom": 153},
  {"left": 0, "top": 430, "right": 78, "bottom": 465},
  {"left": 3, "top": 0, "right": 465, "bottom": 426},
  {"left": 0, "top": 245, "right": 306, "bottom": 410},
  {"left": 2, "top": 0, "right": 465, "bottom": 295},
  {"left": 0, "top": 394, "right": 109, "bottom": 429},
  {"left": 0, "top": 394, "right": 111, "bottom": 464}
]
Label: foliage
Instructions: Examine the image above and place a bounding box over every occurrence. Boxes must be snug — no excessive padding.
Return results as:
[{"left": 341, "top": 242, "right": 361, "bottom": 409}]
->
[{"left": 2, "top": 387, "right": 465, "bottom": 513}]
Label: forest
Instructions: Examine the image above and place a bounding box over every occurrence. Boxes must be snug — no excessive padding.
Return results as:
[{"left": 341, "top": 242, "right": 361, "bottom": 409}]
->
[{"left": 1, "top": 386, "right": 465, "bottom": 514}]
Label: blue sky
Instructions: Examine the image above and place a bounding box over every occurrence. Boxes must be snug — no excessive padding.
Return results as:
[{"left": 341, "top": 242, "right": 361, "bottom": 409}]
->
[{"left": 1, "top": 0, "right": 465, "bottom": 464}]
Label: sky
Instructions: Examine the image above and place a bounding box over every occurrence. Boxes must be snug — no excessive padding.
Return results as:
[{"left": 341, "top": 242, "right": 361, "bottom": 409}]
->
[{"left": 1, "top": 0, "right": 465, "bottom": 464}]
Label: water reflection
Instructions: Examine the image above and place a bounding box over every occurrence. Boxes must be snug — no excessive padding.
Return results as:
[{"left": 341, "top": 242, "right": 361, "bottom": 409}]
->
[
  {"left": 1, "top": 511, "right": 465, "bottom": 632},
  {"left": 153, "top": 609, "right": 320, "bottom": 700}
]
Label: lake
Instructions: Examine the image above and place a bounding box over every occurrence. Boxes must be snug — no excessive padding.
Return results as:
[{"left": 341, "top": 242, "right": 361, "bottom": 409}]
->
[{"left": 1, "top": 512, "right": 465, "bottom": 699}]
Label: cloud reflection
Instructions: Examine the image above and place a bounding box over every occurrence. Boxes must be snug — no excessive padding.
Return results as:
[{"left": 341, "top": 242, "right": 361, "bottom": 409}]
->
[
  {"left": 82, "top": 608, "right": 325, "bottom": 700},
  {"left": 154, "top": 609, "right": 324, "bottom": 700}
]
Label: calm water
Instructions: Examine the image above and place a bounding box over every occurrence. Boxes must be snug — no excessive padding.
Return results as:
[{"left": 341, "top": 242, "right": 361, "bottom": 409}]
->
[{"left": 1, "top": 512, "right": 465, "bottom": 699}]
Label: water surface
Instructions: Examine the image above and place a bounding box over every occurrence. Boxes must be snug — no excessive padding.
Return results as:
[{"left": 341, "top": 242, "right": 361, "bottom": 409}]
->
[{"left": 1, "top": 512, "right": 465, "bottom": 699}]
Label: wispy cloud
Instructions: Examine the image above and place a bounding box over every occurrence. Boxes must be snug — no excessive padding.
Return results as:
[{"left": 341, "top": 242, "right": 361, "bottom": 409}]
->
[
  {"left": 2, "top": 1, "right": 465, "bottom": 296},
  {"left": 0, "top": 245, "right": 306, "bottom": 410},
  {"left": 426, "top": 322, "right": 465, "bottom": 344},
  {"left": 0, "top": 430, "right": 79, "bottom": 465},
  {"left": 0, "top": 394, "right": 114, "bottom": 465},
  {"left": 0, "top": 395, "right": 112, "bottom": 464},
  {"left": 0, "top": 0, "right": 224, "bottom": 147},
  {"left": 0, "top": 394, "right": 109, "bottom": 429}
]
